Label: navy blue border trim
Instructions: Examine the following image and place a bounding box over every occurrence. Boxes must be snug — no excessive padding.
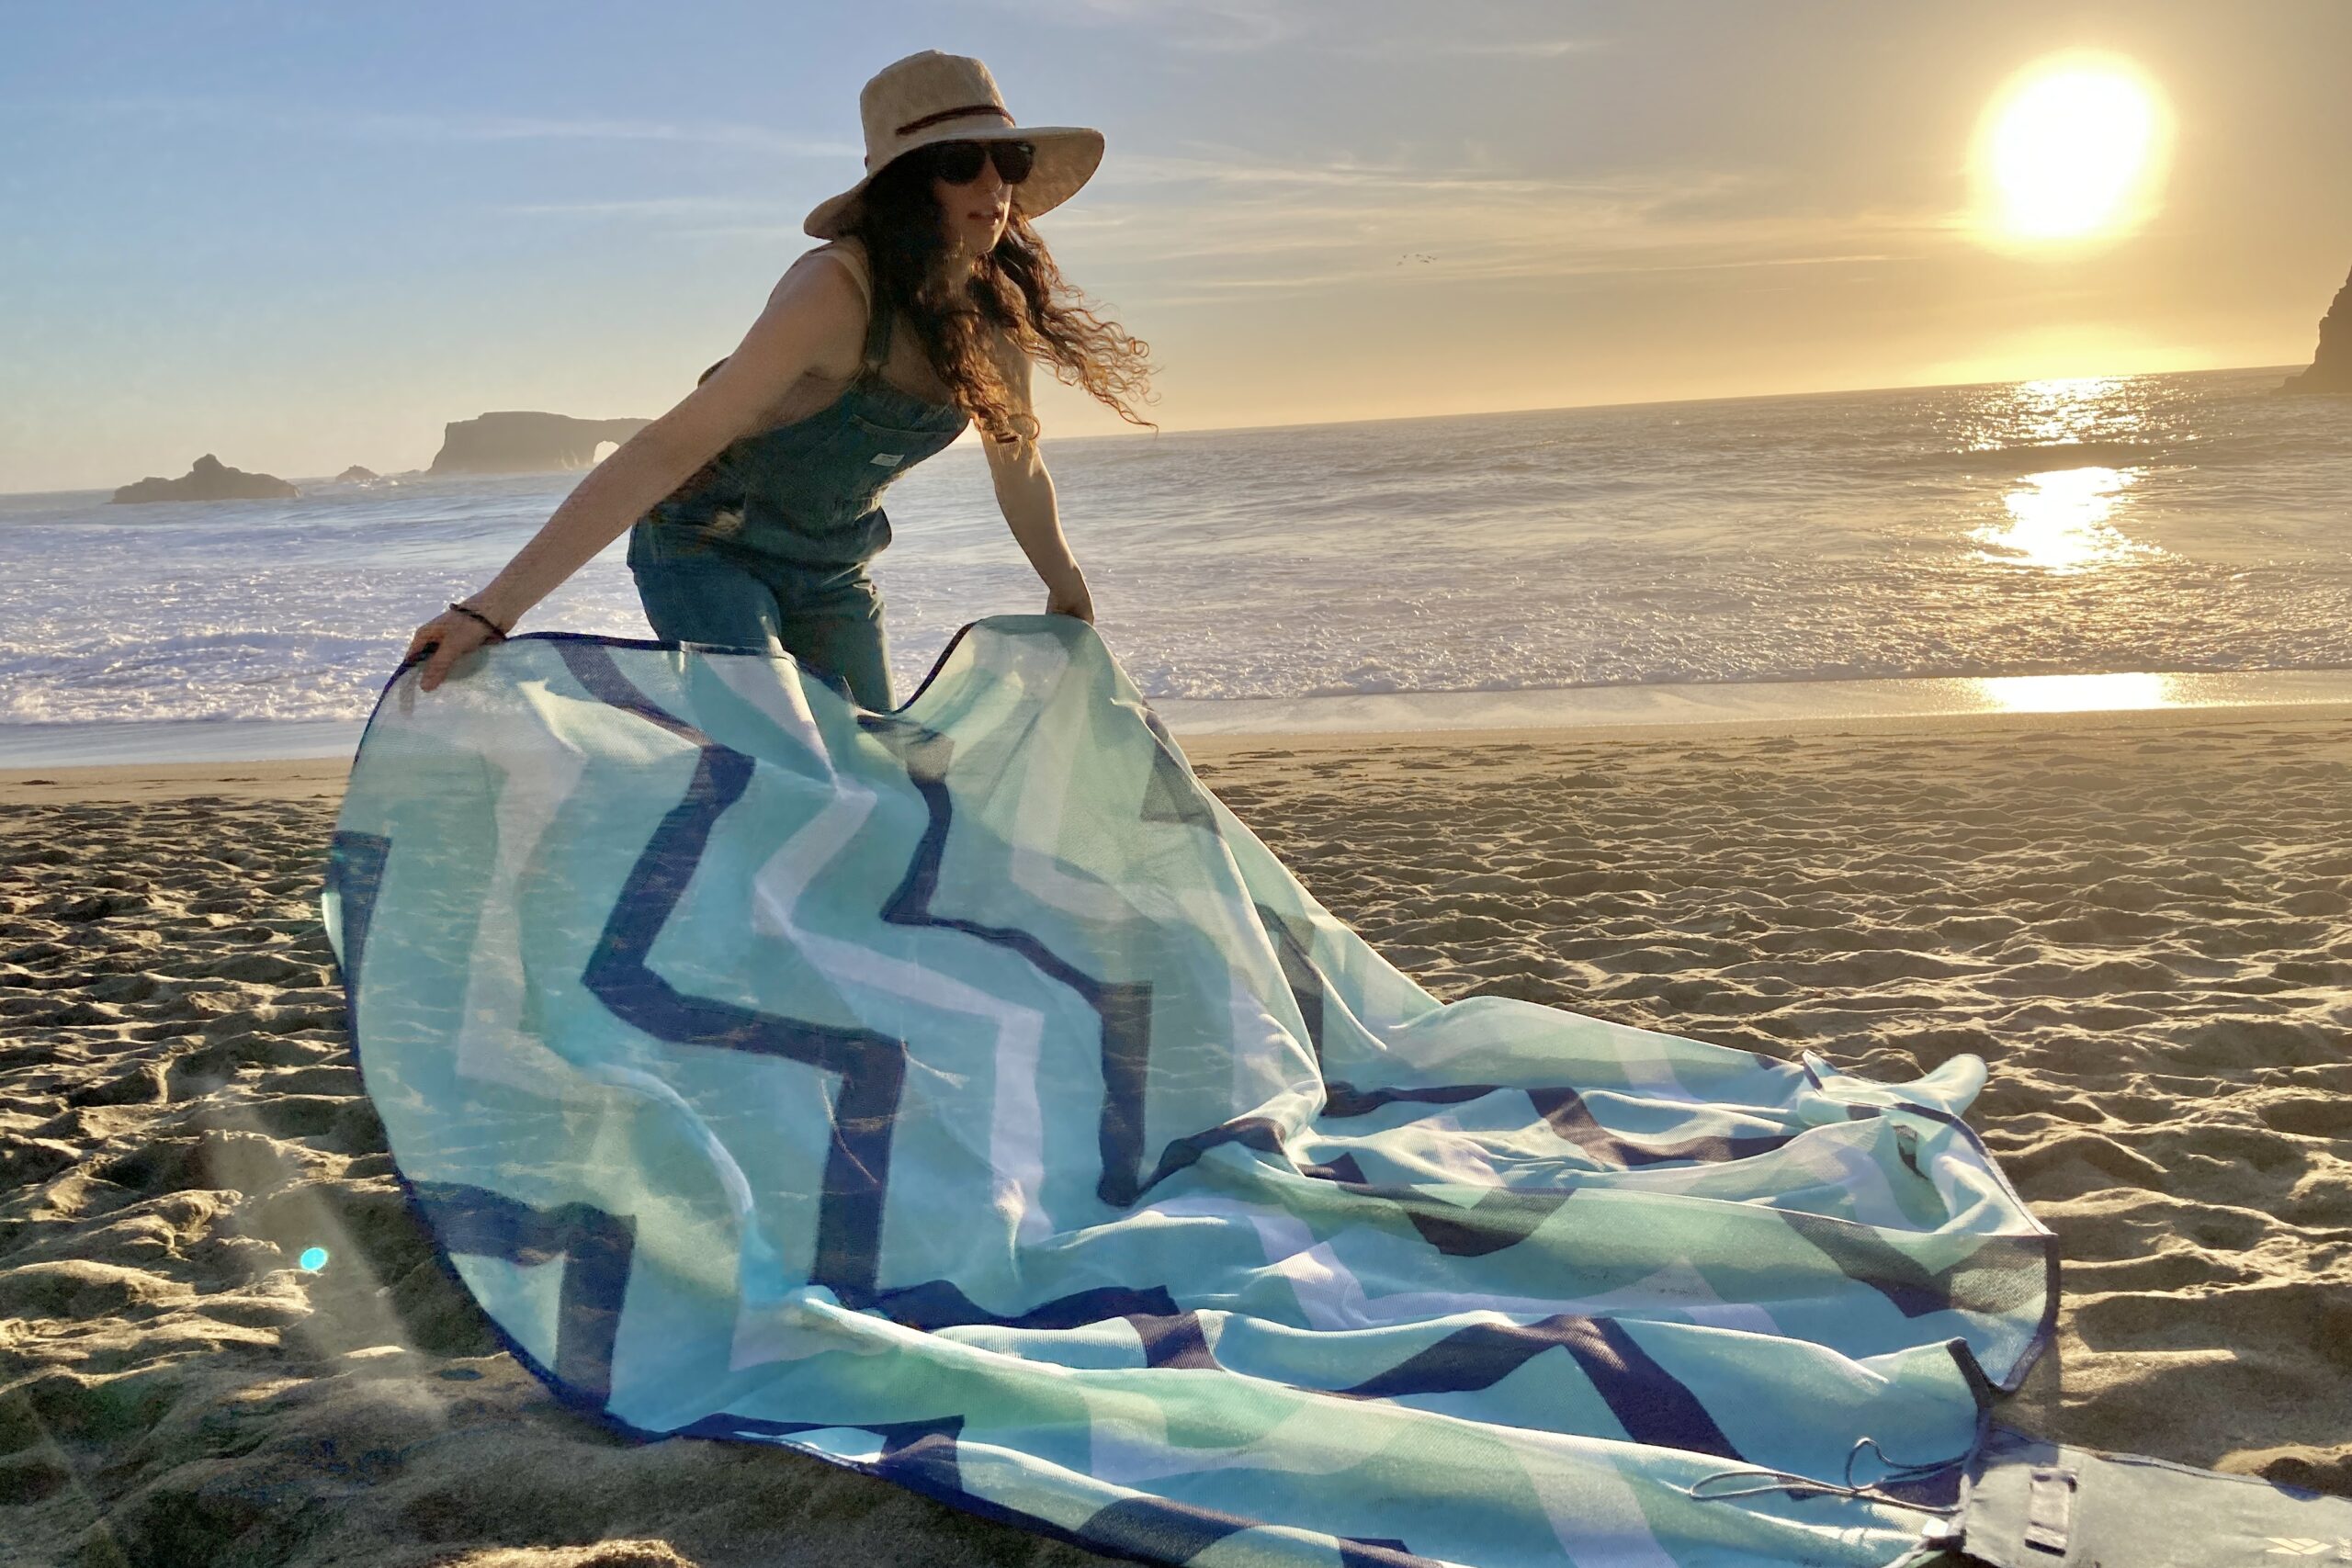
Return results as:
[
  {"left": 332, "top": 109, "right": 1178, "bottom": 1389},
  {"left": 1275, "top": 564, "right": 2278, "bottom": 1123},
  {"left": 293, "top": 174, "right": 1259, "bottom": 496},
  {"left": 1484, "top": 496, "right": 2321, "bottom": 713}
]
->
[{"left": 389, "top": 619, "right": 1001, "bottom": 721}]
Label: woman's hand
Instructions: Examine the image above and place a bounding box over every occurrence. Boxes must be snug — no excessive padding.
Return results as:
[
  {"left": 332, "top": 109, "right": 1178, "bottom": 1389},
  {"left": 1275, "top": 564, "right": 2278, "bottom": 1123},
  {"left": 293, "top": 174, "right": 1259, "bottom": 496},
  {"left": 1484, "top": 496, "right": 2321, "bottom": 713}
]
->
[
  {"left": 403, "top": 607, "right": 503, "bottom": 694},
  {"left": 1044, "top": 573, "right": 1094, "bottom": 624}
]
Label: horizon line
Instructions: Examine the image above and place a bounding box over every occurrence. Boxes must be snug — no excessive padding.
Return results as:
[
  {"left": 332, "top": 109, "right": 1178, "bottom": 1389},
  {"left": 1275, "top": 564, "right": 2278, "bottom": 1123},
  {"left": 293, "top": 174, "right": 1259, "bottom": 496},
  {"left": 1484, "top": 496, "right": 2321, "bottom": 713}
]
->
[{"left": 1053, "top": 360, "right": 2309, "bottom": 445}]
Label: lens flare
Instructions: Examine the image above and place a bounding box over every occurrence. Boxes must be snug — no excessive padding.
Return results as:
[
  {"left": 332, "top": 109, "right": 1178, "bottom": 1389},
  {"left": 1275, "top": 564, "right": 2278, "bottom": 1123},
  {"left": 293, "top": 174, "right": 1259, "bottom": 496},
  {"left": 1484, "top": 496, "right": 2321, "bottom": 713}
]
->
[{"left": 1973, "top": 54, "right": 2170, "bottom": 250}]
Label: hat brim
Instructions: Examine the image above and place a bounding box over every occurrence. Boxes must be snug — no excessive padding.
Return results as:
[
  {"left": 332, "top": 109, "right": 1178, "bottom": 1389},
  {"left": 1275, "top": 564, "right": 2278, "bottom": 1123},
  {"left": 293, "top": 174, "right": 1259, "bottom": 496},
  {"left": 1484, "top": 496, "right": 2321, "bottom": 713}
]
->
[{"left": 803, "top": 126, "right": 1104, "bottom": 240}]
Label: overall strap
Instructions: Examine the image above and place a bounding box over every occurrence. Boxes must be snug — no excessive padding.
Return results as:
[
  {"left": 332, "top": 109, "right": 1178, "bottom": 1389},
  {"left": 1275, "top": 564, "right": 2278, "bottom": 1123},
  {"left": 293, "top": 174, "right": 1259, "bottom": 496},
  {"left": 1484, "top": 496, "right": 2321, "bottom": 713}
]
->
[
  {"left": 859, "top": 285, "right": 892, "bottom": 376},
  {"left": 810, "top": 242, "right": 889, "bottom": 378}
]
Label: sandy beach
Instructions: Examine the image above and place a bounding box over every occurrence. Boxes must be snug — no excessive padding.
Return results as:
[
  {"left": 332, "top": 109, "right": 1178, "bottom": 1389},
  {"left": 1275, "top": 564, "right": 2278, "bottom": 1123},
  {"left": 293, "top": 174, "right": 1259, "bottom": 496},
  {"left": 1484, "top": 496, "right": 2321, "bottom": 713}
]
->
[{"left": 4, "top": 704, "right": 2348, "bottom": 1566}]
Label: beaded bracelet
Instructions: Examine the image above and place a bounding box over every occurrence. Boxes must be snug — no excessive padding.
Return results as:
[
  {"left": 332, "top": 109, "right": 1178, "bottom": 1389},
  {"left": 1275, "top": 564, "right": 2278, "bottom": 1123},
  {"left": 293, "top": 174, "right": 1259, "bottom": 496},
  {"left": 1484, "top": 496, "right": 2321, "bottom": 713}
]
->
[{"left": 447, "top": 601, "right": 510, "bottom": 641}]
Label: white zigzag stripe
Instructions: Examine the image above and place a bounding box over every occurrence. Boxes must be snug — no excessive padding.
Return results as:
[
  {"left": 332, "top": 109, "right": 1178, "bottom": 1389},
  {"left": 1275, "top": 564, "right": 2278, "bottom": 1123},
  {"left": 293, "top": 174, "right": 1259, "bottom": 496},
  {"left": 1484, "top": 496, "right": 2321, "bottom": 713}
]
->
[{"left": 744, "top": 771, "right": 1057, "bottom": 1259}]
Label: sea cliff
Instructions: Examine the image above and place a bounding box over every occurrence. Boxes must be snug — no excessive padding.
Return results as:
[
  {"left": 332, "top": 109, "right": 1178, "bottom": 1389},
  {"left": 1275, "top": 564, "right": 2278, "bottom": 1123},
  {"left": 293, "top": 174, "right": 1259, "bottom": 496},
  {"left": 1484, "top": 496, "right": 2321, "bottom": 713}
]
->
[
  {"left": 2282, "top": 265, "right": 2351, "bottom": 393},
  {"left": 428, "top": 412, "right": 651, "bottom": 475}
]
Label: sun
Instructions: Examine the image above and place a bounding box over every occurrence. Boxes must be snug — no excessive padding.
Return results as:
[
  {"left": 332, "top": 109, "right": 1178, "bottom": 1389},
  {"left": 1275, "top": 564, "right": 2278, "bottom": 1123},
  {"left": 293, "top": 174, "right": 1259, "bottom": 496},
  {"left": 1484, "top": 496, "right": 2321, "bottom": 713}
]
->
[{"left": 1972, "top": 54, "right": 2171, "bottom": 250}]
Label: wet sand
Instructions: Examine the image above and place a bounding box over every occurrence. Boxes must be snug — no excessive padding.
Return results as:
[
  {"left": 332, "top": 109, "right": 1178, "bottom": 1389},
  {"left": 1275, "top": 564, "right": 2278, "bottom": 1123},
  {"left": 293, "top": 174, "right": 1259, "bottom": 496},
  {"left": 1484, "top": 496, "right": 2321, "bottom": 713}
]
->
[{"left": 3, "top": 705, "right": 2348, "bottom": 1564}]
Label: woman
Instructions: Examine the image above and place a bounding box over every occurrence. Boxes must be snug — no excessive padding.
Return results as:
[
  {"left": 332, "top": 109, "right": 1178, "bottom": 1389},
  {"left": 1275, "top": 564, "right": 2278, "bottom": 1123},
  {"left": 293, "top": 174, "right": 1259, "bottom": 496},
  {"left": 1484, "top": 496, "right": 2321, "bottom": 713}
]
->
[{"left": 404, "top": 51, "right": 1155, "bottom": 706}]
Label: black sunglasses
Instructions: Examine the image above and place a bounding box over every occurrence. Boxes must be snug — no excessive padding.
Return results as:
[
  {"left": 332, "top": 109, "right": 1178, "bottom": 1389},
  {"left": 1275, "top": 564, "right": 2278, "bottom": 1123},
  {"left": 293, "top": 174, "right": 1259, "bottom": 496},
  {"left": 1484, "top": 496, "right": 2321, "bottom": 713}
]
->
[{"left": 921, "top": 139, "right": 1036, "bottom": 187}]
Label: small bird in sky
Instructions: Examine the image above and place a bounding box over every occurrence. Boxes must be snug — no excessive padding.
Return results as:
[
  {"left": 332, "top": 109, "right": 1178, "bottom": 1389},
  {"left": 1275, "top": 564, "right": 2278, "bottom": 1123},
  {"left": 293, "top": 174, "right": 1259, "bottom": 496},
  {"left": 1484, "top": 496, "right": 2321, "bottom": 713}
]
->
[{"left": 1395, "top": 252, "right": 1437, "bottom": 265}]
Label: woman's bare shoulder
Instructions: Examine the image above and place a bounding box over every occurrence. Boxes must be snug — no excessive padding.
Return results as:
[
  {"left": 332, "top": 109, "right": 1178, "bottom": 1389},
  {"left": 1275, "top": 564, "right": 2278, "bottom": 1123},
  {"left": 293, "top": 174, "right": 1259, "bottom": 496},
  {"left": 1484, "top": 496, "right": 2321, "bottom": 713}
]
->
[
  {"left": 732, "top": 243, "right": 868, "bottom": 385},
  {"left": 755, "top": 240, "right": 870, "bottom": 318},
  {"left": 802, "top": 237, "right": 874, "bottom": 310}
]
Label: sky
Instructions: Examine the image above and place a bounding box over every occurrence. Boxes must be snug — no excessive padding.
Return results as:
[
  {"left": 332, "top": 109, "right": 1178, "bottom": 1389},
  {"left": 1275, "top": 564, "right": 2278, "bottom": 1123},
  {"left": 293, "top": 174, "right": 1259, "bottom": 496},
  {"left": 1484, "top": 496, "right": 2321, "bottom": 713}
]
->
[{"left": 3, "top": 0, "right": 2348, "bottom": 493}]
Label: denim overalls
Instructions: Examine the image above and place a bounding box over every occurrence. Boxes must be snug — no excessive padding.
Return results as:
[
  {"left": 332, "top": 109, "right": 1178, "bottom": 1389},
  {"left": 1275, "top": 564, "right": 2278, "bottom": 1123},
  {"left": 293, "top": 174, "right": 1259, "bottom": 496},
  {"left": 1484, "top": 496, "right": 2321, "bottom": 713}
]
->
[{"left": 626, "top": 265, "right": 968, "bottom": 709}]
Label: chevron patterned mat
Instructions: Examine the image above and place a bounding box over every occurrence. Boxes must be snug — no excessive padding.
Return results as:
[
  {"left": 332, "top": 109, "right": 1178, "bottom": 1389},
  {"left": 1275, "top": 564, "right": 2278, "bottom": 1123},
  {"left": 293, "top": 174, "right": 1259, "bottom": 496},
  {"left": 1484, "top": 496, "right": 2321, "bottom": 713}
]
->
[{"left": 322, "top": 616, "right": 2055, "bottom": 1567}]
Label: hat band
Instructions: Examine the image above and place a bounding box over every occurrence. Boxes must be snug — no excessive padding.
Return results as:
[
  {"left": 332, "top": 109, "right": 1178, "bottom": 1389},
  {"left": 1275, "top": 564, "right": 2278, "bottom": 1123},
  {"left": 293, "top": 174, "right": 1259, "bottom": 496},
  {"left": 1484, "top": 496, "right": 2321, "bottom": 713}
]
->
[{"left": 895, "top": 103, "right": 1014, "bottom": 137}]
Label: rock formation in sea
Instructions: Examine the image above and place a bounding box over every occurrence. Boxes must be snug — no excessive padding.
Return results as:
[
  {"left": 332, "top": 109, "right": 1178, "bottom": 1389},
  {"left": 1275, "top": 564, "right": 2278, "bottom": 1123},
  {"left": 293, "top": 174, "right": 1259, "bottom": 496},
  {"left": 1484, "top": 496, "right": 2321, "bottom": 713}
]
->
[
  {"left": 109, "top": 454, "right": 300, "bottom": 504},
  {"left": 428, "top": 412, "right": 651, "bottom": 475},
  {"left": 335, "top": 465, "right": 379, "bottom": 482},
  {"left": 2282, "top": 264, "right": 2351, "bottom": 394}
]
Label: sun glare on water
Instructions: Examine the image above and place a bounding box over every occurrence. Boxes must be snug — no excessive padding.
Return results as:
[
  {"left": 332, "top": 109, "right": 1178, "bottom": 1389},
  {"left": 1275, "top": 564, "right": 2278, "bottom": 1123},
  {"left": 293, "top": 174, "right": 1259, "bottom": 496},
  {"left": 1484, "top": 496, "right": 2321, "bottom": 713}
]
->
[{"left": 1973, "top": 55, "right": 2170, "bottom": 249}]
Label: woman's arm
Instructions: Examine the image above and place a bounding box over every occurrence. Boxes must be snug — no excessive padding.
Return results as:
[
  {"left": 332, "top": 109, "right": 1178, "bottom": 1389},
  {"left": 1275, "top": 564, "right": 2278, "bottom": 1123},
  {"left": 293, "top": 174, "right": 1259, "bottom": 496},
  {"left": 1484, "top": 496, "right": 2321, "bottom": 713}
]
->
[
  {"left": 981, "top": 348, "right": 1093, "bottom": 623},
  {"left": 405, "top": 254, "right": 867, "bottom": 689}
]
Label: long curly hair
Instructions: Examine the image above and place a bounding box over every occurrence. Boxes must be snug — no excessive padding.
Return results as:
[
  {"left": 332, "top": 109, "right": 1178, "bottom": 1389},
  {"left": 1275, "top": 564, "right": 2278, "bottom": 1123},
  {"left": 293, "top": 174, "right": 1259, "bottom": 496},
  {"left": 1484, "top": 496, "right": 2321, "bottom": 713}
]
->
[{"left": 847, "top": 147, "right": 1158, "bottom": 445}]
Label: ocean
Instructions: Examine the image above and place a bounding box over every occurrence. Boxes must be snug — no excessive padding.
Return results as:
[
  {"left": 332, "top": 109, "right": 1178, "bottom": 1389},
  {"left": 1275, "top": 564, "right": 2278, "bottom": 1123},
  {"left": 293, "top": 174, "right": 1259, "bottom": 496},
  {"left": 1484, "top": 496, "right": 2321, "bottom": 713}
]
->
[{"left": 4, "top": 366, "right": 2348, "bottom": 763}]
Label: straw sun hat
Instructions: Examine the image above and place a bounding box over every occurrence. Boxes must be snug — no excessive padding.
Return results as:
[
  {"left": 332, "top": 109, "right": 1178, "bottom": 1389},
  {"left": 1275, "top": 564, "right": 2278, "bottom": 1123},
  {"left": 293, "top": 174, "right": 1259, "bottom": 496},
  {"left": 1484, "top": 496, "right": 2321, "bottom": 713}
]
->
[{"left": 802, "top": 51, "right": 1104, "bottom": 240}]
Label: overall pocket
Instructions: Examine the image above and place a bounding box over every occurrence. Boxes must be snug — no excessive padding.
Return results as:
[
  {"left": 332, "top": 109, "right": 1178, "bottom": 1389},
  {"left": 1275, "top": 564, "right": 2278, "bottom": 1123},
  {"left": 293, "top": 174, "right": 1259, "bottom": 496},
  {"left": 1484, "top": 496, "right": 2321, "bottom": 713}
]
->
[
  {"left": 848, "top": 410, "right": 948, "bottom": 444},
  {"left": 845, "top": 414, "right": 933, "bottom": 492},
  {"left": 627, "top": 517, "right": 727, "bottom": 568}
]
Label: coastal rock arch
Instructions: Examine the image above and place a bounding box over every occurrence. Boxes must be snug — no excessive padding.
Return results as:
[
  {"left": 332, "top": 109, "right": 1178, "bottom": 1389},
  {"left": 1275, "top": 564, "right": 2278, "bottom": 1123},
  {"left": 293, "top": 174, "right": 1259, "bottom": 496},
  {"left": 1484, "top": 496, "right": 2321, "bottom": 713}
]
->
[{"left": 430, "top": 412, "right": 653, "bottom": 475}]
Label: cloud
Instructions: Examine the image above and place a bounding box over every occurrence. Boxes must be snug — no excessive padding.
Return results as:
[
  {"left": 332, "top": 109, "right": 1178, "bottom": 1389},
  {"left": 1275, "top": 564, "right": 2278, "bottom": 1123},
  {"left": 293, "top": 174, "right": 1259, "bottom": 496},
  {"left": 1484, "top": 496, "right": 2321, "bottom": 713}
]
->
[
  {"left": 500, "top": 196, "right": 778, "bottom": 220},
  {"left": 508, "top": 139, "right": 1942, "bottom": 297},
  {"left": 1332, "top": 37, "right": 1593, "bottom": 60},
  {"left": 42, "top": 95, "right": 851, "bottom": 159},
  {"left": 978, "top": 0, "right": 1592, "bottom": 57},
  {"left": 977, "top": 0, "right": 1302, "bottom": 51},
  {"left": 338, "top": 109, "right": 854, "bottom": 159},
  {"left": 1046, "top": 144, "right": 1942, "bottom": 298}
]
